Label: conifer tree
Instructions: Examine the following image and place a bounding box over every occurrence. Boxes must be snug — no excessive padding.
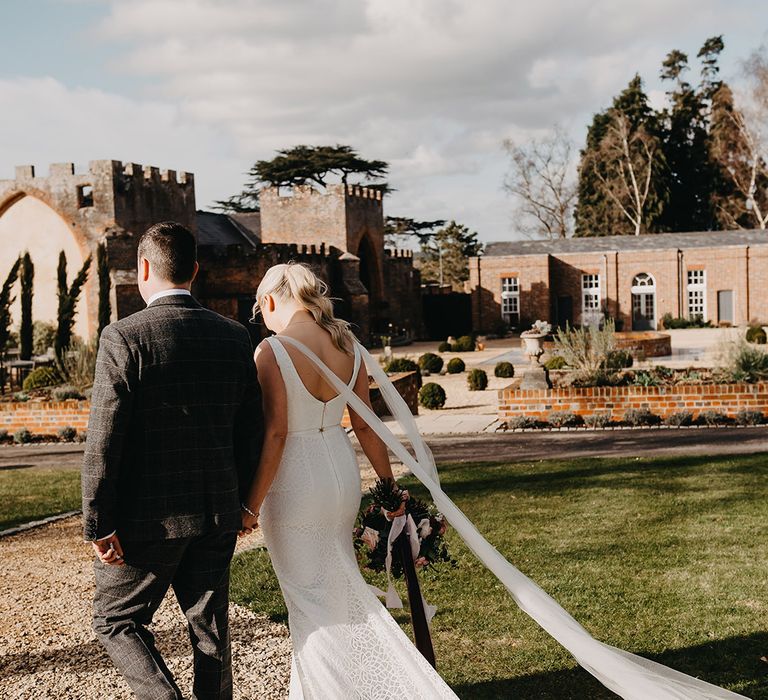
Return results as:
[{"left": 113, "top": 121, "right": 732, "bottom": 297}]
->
[
  {"left": 19, "top": 252, "right": 33, "bottom": 360},
  {"left": 55, "top": 251, "right": 92, "bottom": 368}
]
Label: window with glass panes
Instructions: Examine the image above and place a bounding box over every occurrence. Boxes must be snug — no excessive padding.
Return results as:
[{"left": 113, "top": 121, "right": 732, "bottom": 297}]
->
[
  {"left": 501, "top": 276, "right": 519, "bottom": 322},
  {"left": 687, "top": 269, "right": 706, "bottom": 319},
  {"left": 581, "top": 273, "right": 601, "bottom": 315}
]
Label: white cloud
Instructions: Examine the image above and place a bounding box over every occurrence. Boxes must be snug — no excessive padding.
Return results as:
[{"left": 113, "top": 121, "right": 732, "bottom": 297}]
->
[{"left": 2, "top": 0, "right": 764, "bottom": 241}]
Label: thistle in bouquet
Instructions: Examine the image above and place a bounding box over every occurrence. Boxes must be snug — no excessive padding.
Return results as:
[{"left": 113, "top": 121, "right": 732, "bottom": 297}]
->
[{"left": 354, "top": 478, "right": 456, "bottom": 578}]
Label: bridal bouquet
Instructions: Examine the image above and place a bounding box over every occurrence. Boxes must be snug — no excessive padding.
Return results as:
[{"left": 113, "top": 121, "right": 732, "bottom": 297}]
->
[{"left": 354, "top": 478, "right": 455, "bottom": 578}]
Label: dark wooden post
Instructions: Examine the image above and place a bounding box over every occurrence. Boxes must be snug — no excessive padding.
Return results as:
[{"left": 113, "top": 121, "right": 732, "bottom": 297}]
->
[{"left": 396, "top": 531, "right": 437, "bottom": 669}]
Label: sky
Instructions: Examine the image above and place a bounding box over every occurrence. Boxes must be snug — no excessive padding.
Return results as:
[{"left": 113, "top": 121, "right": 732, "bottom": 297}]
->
[{"left": 0, "top": 0, "right": 766, "bottom": 243}]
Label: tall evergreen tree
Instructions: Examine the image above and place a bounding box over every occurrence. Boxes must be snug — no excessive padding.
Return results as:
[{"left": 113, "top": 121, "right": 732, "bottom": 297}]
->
[
  {"left": 656, "top": 37, "right": 725, "bottom": 232},
  {"left": 55, "top": 251, "right": 92, "bottom": 368},
  {"left": 19, "top": 252, "right": 34, "bottom": 360},
  {"left": 96, "top": 242, "right": 111, "bottom": 342},
  {"left": 575, "top": 76, "right": 667, "bottom": 236},
  {"left": 0, "top": 258, "right": 21, "bottom": 372}
]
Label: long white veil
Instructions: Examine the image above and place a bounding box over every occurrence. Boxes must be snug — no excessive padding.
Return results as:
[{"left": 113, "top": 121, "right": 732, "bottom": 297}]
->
[{"left": 276, "top": 335, "right": 750, "bottom": 700}]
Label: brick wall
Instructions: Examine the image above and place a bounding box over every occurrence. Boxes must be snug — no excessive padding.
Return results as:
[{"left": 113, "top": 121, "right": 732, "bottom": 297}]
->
[
  {"left": 0, "top": 400, "right": 90, "bottom": 434},
  {"left": 342, "top": 371, "right": 420, "bottom": 426},
  {"left": 498, "top": 382, "right": 768, "bottom": 420}
]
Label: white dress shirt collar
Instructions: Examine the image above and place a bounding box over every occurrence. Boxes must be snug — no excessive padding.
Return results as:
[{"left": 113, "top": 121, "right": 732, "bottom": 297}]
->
[{"left": 147, "top": 288, "right": 192, "bottom": 306}]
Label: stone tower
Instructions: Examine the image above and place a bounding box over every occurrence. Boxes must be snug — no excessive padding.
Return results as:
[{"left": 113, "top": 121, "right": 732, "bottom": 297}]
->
[{"left": 0, "top": 160, "right": 195, "bottom": 336}]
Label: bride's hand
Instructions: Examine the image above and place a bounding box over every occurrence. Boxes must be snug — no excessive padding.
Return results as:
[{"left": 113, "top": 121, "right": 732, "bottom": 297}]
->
[{"left": 239, "top": 506, "right": 260, "bottom": 537}]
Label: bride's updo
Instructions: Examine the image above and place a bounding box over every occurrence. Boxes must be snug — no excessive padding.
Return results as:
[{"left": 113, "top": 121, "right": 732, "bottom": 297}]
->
[{"left": 254, "top": 262, "right": 356, "bottom": 354}]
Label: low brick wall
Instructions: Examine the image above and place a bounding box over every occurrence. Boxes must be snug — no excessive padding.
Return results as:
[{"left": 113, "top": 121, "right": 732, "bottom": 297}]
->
[
  {"left": 543, "top": 331, "right": 671, "bottom": 359},
  {"left": 343, "top": 371, "right": 420, "bottom": 426},
  {"left": 499, "top": 382, "right": 768, "bottom": 420},
  {"left": 0, "top": 371, "right": 421, "bottom": 436},
  {"left": 0, "top": 400, "right": 90, "bottom": 434}
]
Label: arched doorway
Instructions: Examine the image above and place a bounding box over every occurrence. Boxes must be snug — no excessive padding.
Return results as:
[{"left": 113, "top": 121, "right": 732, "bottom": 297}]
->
[
  {"left": 0, "top": 195, "right": 91, "bottom": 339},
  {"left": 631, "top": 273, "right": 656, "bottom": 330}
]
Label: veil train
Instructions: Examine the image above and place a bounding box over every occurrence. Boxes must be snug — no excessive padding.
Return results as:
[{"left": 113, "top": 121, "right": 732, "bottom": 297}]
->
[{"left": 276, "top": 335, "right": 750, "bottom": 700}]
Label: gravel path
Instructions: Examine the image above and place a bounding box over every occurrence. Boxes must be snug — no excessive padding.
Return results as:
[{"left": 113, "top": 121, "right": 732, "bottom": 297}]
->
[{"left": 0, "top": 461, "right": 411, "bottom": 699}]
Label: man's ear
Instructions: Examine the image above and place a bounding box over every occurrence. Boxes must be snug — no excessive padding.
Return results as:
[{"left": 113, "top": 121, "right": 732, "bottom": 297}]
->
[
  {"left": 140, "top": 257, "right": 150, "bottom": 282},
  {"left": 190, "top": 261, "right": 200, "bottom": 284}
]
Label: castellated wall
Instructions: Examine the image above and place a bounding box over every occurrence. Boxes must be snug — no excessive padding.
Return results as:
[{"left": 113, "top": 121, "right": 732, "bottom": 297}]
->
[{"left": 0, "top": 161, "right": 195, "bottom": 338}]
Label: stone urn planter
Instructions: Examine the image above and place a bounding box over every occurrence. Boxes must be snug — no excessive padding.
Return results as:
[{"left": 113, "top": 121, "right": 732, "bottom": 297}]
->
[{"left": 519, "top": 321, "right": 552, "bottom": 389}]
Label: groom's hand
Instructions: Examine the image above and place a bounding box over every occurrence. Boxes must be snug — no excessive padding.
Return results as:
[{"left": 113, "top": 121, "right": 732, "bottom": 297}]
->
[{"left": 91, "top": 533, "right": 125, "bottom": 566}]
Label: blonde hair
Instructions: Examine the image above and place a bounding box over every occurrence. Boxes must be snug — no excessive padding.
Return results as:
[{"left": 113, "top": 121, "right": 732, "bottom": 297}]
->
[{"left": 254, "top": 262, "right": 356, "bottom": 354}]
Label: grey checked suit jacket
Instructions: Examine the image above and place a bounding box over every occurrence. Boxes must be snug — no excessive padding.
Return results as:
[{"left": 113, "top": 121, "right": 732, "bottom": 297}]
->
[{"left": 82, "top": 294, "right": 264, "bottom": 542}]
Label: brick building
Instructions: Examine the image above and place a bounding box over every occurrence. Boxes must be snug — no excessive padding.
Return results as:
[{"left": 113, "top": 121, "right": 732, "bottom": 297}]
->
[
  {"left": 469, "top": 230, "right": 768, "bottom": 332},
  {"left": 0, "top": 161, "right": 423, "bottom": 343}
]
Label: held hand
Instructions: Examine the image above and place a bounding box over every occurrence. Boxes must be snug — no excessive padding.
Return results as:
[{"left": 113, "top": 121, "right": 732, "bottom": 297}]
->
[
  {"left": 239, "top": 505, "right": 260, "bottom": 537},
  {"left": 91, "top": 534, "right": 125, "bottom": 566}
]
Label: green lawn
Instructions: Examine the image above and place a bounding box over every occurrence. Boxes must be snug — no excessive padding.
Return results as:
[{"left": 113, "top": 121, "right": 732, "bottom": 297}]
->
[
  {"left": 0, "top": 468, "right": 81, "bottom": 531},
  {"left": 231, "top": 454, "right": 768, "bottom": 699}
]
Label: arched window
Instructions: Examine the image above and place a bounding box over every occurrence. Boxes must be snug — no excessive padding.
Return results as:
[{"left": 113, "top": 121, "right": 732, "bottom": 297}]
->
[{"left": 631, "top": 273, "right": 656, "bottom": 330}]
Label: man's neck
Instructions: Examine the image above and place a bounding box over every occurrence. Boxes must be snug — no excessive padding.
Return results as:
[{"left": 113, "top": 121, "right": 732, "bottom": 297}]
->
[{"left": 147, "top": 287, "right": 192, "bottom": 305}]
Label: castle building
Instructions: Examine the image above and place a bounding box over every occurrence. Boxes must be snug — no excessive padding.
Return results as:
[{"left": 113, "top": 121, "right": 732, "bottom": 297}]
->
[
  {"left": 0, "top": 161, "right": 423, "bottom": 343},
  {"left": 470, "top": 230, "right": 768, "bottom": 332}
]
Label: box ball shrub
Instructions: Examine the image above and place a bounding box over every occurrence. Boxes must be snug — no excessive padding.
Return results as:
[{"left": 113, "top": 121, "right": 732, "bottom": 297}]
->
[
  {"left": 494, "top": 361, "right": 515, "bottom": 378},
  {"left": 22, "top": 366, "right": 62, "bottom": 392},
  {"left": 506, "top": 415, "right": 537, "bottom": 429},
  {"left": 604, "top": 349, "right": 633, "bottom": 371},
  {"left": 385, "top": 358, "right": 419, "bottom": 374},
  {"left": 735, "top": 409, "right": 764, "bottom": 426},
  {"left": 446, "top": 357, "right": 465, "bottom": 374},
  {"left": 697, "top": 410, "right": 730, "bottom": 426},
  {"left": 453, "top": 335, "right": 476, "bottom": 352},
  {"left": 419, "top": 382, "right": 446, "bottom": 409},
  {"left": 467, "top": 368, "right": 488, "bottom": 391},
  {"left": 418, "top": 353, "right": 444, "bottom": 373},
  {"left": 438, "top": 341, "right": 452, "bottom": 353}
]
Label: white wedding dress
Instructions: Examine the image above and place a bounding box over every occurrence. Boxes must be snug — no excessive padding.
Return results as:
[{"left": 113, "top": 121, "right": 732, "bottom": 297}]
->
[
  {"left": 259, "top": 336, "right": 458, "bottom": 699},
  {"left": 256, "top": 335, "right": 750, "bottom": 700}
]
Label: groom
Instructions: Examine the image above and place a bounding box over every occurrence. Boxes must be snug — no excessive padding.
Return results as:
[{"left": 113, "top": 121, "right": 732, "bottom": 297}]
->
[{"left": 81, "top": 221, "right": 263, "bottom": 699}]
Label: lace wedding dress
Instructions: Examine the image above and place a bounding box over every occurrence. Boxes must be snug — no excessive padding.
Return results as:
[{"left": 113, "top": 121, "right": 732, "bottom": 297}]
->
[
  {"left": 258, "top": 336, "right": 458, "bottom": 699},
  {"left": 258, "top": 335, "right": 750, "bottom": 700}
]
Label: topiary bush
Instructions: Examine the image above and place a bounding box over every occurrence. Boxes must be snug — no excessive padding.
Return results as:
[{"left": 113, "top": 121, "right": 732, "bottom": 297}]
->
[
  {"left": 385, "top": 358, "right": 419, "bottom": 374},
  {"left": 746, "top": 325, "right": 767, "bottom": 344},
  {"left": 697, "top": 410, "right": 730, "bottom": 426},
  {"left": 604, "top": 349, "right": 633, "bottom": 371},
  {"left": 506, "top": 415, "right": 538, "bottom": 429},
  {"left": 623, "top": 408, "right": 661, "bottom": 427},
  {"left": 13, "top": 427, "right": 32, "bottom": 444},
  {"left": 494, "top": 361, "right": 515, "bottom": 378},
  {"left": 664, "top": 411, "right": 694, "bottom": 427},
  {"left": 584, "top": 413, "right": 611, "bottom": 429},
  {"left": 544, "top": 355, "right": 567, "bottom": 370},
  {"left": 57, "top": 426, "right": 77, "bottom": 442},
  {"left": 419, "top": 382, "right": 446, "bottom": 409},
  {"left": 446, "top": 357, "right": 465, "bottom": 374},
  {"left": 735, "top": 409, "right": 764, "bottom": 426},
  {"left": 418, "top": 353, "right": 444, "bottom": 374},
  {"left": 453, "top": 335, "right": 476, "bottom": 352},
  {"left": 547, "top": 410, "right": 583, "bottom": 428},
  {"left": 438, "top": 341, "right": 452, "bottom": 353},
  {"left": 22, "top": 366, "right": 62, "bottom": 392},
  {"left": 0, "top": 429, "right": 8, "bottom": 442},
  {"left": 467, "top": 368, "right": 488, "bottom": 391}
]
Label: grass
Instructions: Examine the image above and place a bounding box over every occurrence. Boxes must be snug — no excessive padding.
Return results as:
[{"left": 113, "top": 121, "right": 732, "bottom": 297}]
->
[
  {"left": 230, "top": 454, "right": 768, "bottom": 699},
  {"left": 0, "top": 468, "right": 81, "bottom": 531}
]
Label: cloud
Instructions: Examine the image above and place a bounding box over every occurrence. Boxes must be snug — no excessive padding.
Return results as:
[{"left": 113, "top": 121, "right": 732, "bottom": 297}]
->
[{"left": 4, "top": 0, "right": 763, "bottom": 241}]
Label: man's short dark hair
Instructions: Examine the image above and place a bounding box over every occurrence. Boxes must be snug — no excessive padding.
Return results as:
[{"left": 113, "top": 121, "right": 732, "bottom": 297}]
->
[{"left": 138, "top": 221, "right": 197, "bottom": 284}]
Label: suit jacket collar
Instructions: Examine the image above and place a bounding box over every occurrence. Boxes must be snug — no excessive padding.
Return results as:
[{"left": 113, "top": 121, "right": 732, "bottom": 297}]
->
[{"left": 147, "top": 294, "right": 202, "bottom": 309}]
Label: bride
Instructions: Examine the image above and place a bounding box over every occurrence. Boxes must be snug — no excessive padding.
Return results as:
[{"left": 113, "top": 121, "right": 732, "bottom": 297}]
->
[{"left": 239, "top": 262, "right": 747, "bottom": 700}]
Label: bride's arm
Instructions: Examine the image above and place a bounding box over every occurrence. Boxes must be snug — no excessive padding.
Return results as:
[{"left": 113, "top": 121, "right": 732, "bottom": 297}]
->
[
  {"left": 349, "top": 367, "right": 395, "bottom": 481},
  {"left": 242, "top": 343, "right": 288, "bottom": 526}
]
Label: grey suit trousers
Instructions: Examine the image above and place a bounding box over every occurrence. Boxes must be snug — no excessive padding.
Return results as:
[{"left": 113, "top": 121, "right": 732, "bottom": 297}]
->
[{"left": 92, "top": 529, "right": 238, "bottom": 700}]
